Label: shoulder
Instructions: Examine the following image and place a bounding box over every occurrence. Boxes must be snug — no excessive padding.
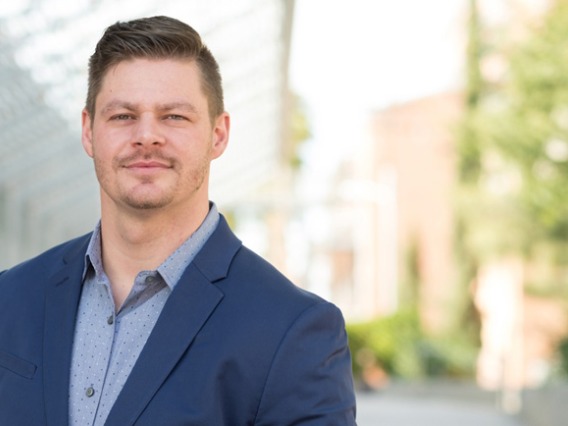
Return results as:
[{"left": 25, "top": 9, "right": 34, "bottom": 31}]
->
[
  {"left": 218, "top": 242, "right": 344, "bottom": 337},
  {"left": 232, "top": 244, "right": 322, "bottom": 304},
  {"left": 194, "top": 213, "right": 336, "bottom": 321}
]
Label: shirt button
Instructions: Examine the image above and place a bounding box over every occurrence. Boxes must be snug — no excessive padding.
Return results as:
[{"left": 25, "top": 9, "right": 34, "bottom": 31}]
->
[
  {"left": 145, "top": 276, "right": 156, "bottom": 285},
  {"left": 107, "top": 315, "right": 114, "bottom": 325},
  {"left": 86, "top": 387, "right": 95, "bottom": 398}
]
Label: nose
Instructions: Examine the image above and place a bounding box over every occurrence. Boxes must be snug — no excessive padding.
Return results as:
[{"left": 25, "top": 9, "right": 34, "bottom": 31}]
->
[{"left": 132, "top": 116, "right": 165, "bottom": 146}]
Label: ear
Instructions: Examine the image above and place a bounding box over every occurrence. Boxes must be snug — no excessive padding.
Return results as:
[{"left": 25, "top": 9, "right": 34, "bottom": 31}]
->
[
  {"left": 210, "top": 112, "right": 230, "bottom": 160},
  {"left": 81, "top": 109, "right": 94, "bottom": 158}
]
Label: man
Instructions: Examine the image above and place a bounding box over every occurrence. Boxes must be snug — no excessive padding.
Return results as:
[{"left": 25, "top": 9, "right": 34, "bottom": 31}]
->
[{"left": 0, "top": 15, "right": 356, "bottom": 425}]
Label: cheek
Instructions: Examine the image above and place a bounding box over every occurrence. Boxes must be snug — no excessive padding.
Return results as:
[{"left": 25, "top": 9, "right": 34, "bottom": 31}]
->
[
  {"left": 90, "top": 143, "right": 107, "bottom": 166},
  {"left": 90, "top": 143, "right": 117, "bottom": 182},
  {"left": 91, "top": 150, "right": 110, "bottom": 183},
  {"left": 90, "top": 129, "right": 126, "bottom": 164}
]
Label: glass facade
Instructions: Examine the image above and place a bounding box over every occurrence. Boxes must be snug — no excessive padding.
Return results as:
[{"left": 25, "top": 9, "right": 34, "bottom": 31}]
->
[{"left": 0, "top": 0, "right": 293, "bottom": 268}]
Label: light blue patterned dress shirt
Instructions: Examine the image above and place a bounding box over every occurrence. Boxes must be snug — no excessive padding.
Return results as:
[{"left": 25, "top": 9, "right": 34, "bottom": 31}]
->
[{"left": 68, "top": 204, "right": 219, "bottom": 426}]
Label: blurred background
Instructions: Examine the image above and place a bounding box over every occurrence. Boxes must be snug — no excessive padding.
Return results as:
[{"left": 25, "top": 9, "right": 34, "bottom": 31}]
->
[{"left": 1, "top": 0, "right": 568, "bottom": 424}]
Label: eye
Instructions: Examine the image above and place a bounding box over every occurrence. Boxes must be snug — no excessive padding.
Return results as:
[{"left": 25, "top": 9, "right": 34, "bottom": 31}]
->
[
  {"left": 111, "top": 114, "right": 134, "bottom": 121},
  {"left": 166, "top": 114, "right": 187, "bottom": 121}
]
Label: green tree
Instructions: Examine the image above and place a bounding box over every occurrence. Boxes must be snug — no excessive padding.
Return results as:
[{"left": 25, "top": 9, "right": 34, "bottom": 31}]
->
[
  {"left": 452, "top": 0, "right": 485, "bottom": 338},
  {"left": 286, "top": 91, "right": 311, "bottom": 170},
  {"left": 457, "top": 0, "right": 568, "bottom": 296}
]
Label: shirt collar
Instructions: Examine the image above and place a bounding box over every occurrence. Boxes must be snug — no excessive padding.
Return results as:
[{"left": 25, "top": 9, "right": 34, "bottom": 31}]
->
[{"left": 84, "top": 202, "right": 220, "bottom": 290}]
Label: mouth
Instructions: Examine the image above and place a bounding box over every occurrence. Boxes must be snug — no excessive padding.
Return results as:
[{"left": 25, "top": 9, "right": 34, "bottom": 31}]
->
[
  {"left": 126, "top": 161, "right": 170, "bottom": 168},
  {"left": 122, "top": 160, "right": 173, "bottom": 174}
]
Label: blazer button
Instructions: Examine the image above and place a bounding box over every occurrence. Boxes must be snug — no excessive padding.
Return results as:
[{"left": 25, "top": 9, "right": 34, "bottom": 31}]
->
[{"left": 86, "top": 387, "right": 95, "bottom": 398}]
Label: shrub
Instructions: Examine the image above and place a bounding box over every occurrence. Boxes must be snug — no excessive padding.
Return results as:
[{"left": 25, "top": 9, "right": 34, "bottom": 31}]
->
[{"left": 346, "top": 309, "right": 477, "bottom": 387}]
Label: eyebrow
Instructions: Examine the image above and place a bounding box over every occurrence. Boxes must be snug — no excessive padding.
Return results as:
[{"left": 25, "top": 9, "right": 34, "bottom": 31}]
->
[
  {"left": 100, "top": 100, "right": 200, "bottom": 116},
  {"left": 100, "top": 100, "right": 136, "bottom": 116},
  {"left": 157, "top": 101, "right": 199, "bottom": 114}
]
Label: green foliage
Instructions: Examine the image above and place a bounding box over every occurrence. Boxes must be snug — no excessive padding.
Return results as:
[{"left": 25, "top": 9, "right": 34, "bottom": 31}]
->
[
  {"left": 556, "top": 336, "right": 568, "bottom": 375},
  {"left": 456, "top": 0, "right": 568, "bottom": 265},
  {"left": 287, "top": 92, "right": 311, "bottom": 170},
  {"left": 399, "top": 239, "right": 420, "bottom": 308},
  {"left": 499, "top": 0, "right": 568, "bottom": 242},
  {"left": 465, "top": 0, "right": 483, "bottom": 109},
  {"left": 346, "top": 310, "right": 477, "bottom": 385}
]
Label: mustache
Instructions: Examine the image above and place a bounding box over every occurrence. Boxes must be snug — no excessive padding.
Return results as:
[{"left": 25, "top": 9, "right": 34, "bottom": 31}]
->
[{"left": 115, "top": 152, "right": 176, "bottom": 167}]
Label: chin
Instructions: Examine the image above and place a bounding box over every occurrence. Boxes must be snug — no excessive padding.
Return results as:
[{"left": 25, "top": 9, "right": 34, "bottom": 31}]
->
[{"left": 122, "top": 194, "right": 174, "bottom": 210}]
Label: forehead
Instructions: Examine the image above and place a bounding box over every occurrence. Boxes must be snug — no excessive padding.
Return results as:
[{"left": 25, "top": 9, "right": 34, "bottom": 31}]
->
[{"left": 96, "top": 58, "right": 207, "bottom": 110}]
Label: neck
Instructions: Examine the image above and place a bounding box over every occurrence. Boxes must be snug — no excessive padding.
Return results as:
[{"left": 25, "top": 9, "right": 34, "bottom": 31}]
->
[{"left": 98, "top": 198, "right": 210, "bottom": 308}]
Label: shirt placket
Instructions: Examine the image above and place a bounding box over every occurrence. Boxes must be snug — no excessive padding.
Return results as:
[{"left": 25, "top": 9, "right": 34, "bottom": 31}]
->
[
  {"left": 69, "top": 278, "right": 116, "bottom": 426},
  {"left": 92, "top": 271, "right": 163, "bottom": 426}
]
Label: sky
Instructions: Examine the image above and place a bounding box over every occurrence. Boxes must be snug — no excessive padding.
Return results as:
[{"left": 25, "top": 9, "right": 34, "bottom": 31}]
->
[{"left": 289, "top": 0, "right": 469, "bottom": 191}]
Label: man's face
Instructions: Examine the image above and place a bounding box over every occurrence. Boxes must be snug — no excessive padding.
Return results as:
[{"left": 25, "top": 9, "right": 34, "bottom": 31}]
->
[{"left": 81, "top": 58, "right": 229, "bottom": 214}]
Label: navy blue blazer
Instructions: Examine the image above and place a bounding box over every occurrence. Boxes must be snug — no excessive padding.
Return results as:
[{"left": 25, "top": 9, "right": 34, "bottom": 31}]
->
[{"left": 0, "top": 216, "right": 356, "bottom": 425}]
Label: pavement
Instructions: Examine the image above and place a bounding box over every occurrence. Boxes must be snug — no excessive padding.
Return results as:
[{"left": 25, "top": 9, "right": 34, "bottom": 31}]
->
[{"left": 355, "top": 382, "right": 526, "bottom": 426}]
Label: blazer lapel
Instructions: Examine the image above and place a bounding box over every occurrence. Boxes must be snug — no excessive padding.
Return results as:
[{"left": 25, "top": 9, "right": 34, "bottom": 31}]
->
[
  {"left": 105, "top": 216, "right": 241, "bottom": 426},
  {"left": 43, "top": 236, "right": 90, "bottom": 426},
  {"left": 105, "top": 267, "right": 224, "bottom": 426}
]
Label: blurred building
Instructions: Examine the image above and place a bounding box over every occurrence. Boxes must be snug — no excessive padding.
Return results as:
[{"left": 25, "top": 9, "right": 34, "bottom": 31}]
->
[
  {"left": 0, "top": 0, "right": 295, "bottom": 269},
  {"left": 307, "top": 92, "right": 461, "bottom": 324},
  {"left": 368, "top": 92, "right": 462, "bottom": 331},
  {"left": 330, "top": 0, "right": 564, "bottom": 398}
]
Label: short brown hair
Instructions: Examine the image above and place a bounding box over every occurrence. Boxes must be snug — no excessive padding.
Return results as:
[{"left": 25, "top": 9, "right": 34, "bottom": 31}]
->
[{"left": 86, "top": 16, "right": 224, "bottom": 120}]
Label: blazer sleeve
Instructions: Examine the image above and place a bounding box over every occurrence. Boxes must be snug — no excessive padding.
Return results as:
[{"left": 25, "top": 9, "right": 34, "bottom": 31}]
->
[{"left": 254, "top": 301, "right": 357, "bottom": 425}]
